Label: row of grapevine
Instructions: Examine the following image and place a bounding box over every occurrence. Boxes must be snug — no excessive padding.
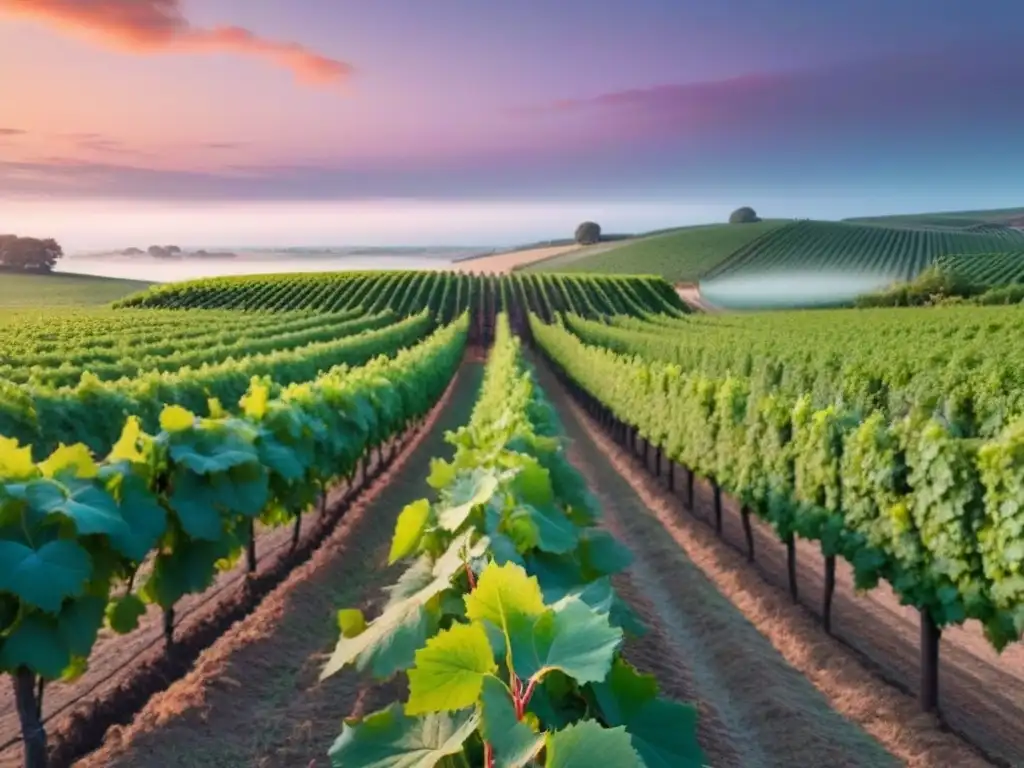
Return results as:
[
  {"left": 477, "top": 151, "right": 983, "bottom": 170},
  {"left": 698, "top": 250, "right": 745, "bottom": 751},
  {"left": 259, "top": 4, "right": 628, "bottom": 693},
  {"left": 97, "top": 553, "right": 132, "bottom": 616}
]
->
[
  {"left": 528, "top": 316, "right": 1024, "bottom": 718},
  {"left": 321, "top": 315, "right": 703, "bottom": 767},
  {"left": 702, "top": 220, "right": 1024, "bottom": 282},
  {"left": 561, "top": 307, "right": 1024, "bottom": 440},
  {"left": 0, "top": 312, "right": 436, "bottom": 459},
  {"left": 937, "top": 251, "right": 1024, "bottom": 286},
  {"left": 1, "top": 310, "right": 388, "bottom": 388},
  {"left": 0, "top": 315, "right": 469, "bottom": 767},
  {"left": 114, "top": 271, "right": 688, "bottom": 320}
]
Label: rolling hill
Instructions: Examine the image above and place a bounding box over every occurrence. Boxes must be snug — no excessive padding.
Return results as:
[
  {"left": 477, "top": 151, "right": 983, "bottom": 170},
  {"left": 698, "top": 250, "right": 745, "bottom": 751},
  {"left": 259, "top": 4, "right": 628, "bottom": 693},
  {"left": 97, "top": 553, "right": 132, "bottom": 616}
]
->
[
  {"left": 523, "top": 220, "right": 788, "bottom": 282},
  {"left": 0, "top": 271, "right": 153, "bottom": 308},
  {"left": 702, "top": 219, "right": 1024, "bottom": 282}
]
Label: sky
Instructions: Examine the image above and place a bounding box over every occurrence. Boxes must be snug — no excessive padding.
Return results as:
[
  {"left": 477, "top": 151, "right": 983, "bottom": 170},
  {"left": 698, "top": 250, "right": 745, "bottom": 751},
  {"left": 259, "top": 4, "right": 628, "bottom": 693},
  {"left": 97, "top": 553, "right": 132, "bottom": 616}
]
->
[{"left": 2, "top": 0, "right": 1024, "bottom": 248}]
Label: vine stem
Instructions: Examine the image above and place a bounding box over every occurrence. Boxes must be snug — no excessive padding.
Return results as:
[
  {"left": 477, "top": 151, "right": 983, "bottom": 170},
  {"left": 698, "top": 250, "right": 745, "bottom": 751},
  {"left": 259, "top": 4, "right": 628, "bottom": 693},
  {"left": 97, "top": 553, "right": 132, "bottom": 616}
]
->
[
  {"left": 484, "top": 741, "right": 495, "bottom": 768},
  {"left": 464, "top": 563, "right": 476, "bottom": 590}
]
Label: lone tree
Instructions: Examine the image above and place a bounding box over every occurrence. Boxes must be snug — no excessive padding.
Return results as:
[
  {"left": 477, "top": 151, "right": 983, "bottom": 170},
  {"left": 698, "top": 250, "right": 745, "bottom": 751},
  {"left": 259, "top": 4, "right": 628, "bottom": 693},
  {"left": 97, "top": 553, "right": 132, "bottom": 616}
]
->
[
  {"left": 574, "top": 221, "right": 602, "bottom": 245},
  {"left": 729, "top": 207, "right": 760, "bottom": 224},
  {"left": 0, "top": 235, "right": 63, "bottom": 272}
]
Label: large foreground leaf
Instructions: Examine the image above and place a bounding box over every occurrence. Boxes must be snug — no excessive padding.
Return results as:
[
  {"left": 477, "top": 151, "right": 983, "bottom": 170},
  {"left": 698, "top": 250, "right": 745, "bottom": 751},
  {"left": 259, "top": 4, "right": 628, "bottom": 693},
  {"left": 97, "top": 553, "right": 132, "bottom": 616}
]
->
[
  {"left": 591, "top": 659, "right": 703, "bottom": 768},
  {"left": 508, "top": 597, "right": 621, "bottom": 685},
  {"left": 544, "top": 720, "right": 640, "bottom": 768},
  {"left": 328, "top": 704, "right": 479, "bottom": 768},
  {"left": 0, "top": 539, "right": 91, "bottom": 612},
  {"left": 406, "top": 622, "right": 497, "bottom": 714}
]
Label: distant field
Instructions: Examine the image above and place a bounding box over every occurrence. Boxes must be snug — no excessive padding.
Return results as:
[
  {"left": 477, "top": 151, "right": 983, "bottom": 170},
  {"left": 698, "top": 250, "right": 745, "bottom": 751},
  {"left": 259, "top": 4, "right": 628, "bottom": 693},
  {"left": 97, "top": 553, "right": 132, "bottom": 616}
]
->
[
  {"left": 938, "top": 251, "right": 1024, "bottom": 286},
  {"left": 846, "top": 207, "right": 1024, "bottom": 229},
  {"left": 0, "top": 271, "right": 152, "bottom": 307},
  {"left": 525, "top": 221, "right": 787, "bottom": 282},
  {"left": 703, "top": 219, "right": 1024, "bottom": 282}
]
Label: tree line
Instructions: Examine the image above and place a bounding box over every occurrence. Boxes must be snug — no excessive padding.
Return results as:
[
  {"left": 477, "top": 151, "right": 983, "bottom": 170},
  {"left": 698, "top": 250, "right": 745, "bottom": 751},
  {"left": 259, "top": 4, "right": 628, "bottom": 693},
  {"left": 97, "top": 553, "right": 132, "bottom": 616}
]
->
[{"left": 0, "top": 235, "right": 63, "bottom": 272}]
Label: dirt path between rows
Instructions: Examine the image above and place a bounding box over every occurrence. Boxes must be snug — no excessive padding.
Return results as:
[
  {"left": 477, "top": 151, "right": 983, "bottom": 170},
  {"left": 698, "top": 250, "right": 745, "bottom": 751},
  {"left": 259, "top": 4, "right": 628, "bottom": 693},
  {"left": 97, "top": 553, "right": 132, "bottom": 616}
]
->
[
  {"left": 73, "top": 362, "right": 484, "bottom": 768},
  {"left": 531, "top": 359, "right": 993, "bottom": 768}
]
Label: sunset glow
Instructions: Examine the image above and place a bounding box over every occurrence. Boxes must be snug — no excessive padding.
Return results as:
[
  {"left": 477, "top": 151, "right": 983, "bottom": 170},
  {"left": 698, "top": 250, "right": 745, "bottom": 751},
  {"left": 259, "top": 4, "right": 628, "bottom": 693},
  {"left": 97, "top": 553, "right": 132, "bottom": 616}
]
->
[{"left": 2, "top": 0, "right": 1023, "bottom": 244}]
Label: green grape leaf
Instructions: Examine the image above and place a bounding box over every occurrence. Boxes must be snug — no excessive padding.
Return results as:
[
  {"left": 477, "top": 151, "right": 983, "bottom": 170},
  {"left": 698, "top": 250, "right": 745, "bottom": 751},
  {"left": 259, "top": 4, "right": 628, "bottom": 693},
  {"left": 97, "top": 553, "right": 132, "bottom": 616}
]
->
[
  {"left": 51, "top": 480, "right": 130, "bottom": 540},
  {"left": 592, "top": 659, "right": 703, "bottom": 768},
  {"left": 39, "top": 444, "right": 98, "bottom": 480},
  {"left": 432, "top": 530, "right": 490, "bottom": 582},
  {"left": 0, "top": 539, "right": 91, "bottom": 613},
  {"left": 389, "top": 499, "right": 432, "bottom": 565},
  {"left": 142, "top": 538, "right": 228, "bottom": 608},
  {"left": 489, "top": 533, "right": 526, "bottom": 567},
  {"left": 241, "top": 381, "right": 270, "bottom": 420},
  {"left": 558, "top": 578, "right": 647, "bottom": 637},
  {"left": 107, "top": 593, "right": 147, "bottom": 634},
  {"left": 384, "top": 557, "right": 436, "bottom": 610},
  {"left": 464, "top": 562, "right": 546, "bottom": 637},
  {"left": 168, "top": 429, "right": 259, "bottom": 476},
  {"left": 513, "top": 460, "right": 555, "bottom": 506},
  {"left": 514, "top": 504, "right": 578, "bottom": 555},
  {"left": 426, "top": 458, "right": 457, "bottom": 490},
  {"left": 580, "top": 529, "right": 633, "bottom": 578},
  {"left": 480, "top": 676, "right": 545, "bottom": 768},
  {"left": 438, "top": 471, "right": 499, "bottom": 532},
  {"left": 58, "top": 595, "right": 106, "bottom": 658},
  {"left": 406, "top": 622, "right": 496, "bottom": 714},
  {"left": 327, "top": 704, "right": 479, "bottom": 768},
  {"left": 544, "top": 720, "right": 640, "bottom": 768},
  {"left": 321, "top": 575, "right": 450, "bottom": 681},
  {"left": 0, "top": 614, "right": 70, "bottom": 679},
  {"left": 168, "top": 471, "right": 224, "bottom": 541},
  {"left": 0, "top": 436, "right": 36, "bottom": 481},
  {"left": 508, "top": 597, "right": 622, "bottom": 685},
  {"left": 160, "top": 405, "right": 195, "bottom": 433},
  {"left": 108, "top": 416, "right": 147, "bottom": 465},
  {"left": 257, "top": 435, "right": 305, "bottom": 483},
  {"left": 338, "top": 608, "right": 367, "bottom": 638},
  {"left": 112, "top": 474, "right": 167, "bottom": 561},
  {"left": 0, "top": 595, "right": 17, "bottom": 633}
]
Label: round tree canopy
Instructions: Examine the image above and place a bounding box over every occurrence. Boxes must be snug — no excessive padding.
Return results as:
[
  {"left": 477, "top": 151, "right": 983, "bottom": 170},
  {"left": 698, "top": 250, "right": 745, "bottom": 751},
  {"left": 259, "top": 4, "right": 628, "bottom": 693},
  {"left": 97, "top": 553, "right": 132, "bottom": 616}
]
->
[
  {"left": 729, "top": 207, "right": 760, "bottom": 224},
  {"left": 575, "top": 221, "right": 602, "bottom": 245}
]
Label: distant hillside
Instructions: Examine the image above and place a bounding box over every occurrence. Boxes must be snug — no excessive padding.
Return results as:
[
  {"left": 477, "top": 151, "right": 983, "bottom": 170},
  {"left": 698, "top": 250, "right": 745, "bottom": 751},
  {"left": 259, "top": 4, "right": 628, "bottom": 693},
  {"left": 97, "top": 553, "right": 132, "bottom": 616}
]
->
[
  {"left": 0, "top": 271, "right": 152, "bottom": 308},
  {"left": 845, "top": 207, "right": 1024, "bottom": 230},
  {"left": 937, "top": 251, "right": 1024, "bottom": 287},
  {"left": 523, "top": 220, "right": 788, "bottom": 282},
  {"left": 702, "top": 219, "right": 1024, "bottom": 282}
]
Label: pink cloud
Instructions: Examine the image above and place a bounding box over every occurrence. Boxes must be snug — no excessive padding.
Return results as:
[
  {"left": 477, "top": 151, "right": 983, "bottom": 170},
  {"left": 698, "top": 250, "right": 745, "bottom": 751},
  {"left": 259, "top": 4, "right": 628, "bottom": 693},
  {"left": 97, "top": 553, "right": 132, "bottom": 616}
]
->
[{"left": 0, "top": 0, "right": 353, "bottom": 85}]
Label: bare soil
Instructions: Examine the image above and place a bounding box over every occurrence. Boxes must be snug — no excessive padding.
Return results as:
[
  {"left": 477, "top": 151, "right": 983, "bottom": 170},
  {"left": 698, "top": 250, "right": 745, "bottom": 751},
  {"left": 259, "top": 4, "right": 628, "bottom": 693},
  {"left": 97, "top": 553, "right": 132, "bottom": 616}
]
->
[
  {"left": 675, "top": 283, "right": 720, "bottom": 313},
  {"left": 448, "top": 245, "right": 581, "bottom": 274},
  {"left": 72, "top": 363, "right": 483, "bottom": 768}
]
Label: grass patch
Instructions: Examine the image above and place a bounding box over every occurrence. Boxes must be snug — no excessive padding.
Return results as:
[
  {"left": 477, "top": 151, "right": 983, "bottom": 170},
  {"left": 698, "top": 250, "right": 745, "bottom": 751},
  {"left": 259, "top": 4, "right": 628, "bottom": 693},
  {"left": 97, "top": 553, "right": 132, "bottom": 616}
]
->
[{"left": 0, "top": 271, "right": 152, "bottom": 308}]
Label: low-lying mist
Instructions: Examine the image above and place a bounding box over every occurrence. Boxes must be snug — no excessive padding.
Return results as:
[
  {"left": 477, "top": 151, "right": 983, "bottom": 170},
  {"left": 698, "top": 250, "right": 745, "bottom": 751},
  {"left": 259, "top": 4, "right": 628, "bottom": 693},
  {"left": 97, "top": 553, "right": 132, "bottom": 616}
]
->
[{"left": 700, "top": 271, "right": 896, "bottom": 309}]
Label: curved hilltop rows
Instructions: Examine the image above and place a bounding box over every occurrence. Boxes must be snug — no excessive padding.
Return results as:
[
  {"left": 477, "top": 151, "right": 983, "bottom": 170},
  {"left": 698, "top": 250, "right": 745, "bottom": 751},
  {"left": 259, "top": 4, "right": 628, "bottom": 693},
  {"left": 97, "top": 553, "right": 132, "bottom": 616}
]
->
[{"left": 527, "top": 218, "right": 1024, "bottom": 297}]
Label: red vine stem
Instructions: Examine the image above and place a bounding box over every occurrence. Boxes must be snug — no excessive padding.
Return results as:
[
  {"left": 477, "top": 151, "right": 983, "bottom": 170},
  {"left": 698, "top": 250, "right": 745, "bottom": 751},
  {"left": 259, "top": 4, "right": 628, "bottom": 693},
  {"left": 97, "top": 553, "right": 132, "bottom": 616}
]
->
[
  {"left": 464, "top": 563, "right": 476, "bottom": 590},
  {"left": 484, "top": 741, "right": 495, "bottom": 768}
]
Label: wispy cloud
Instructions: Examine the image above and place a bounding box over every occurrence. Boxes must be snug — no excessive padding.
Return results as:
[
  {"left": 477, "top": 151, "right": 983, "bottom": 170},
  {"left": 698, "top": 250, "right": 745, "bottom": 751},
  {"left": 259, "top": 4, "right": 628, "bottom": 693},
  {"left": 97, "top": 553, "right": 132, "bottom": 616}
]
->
[
  {"left": 515, "top": 45, "right": 1024, "bottom": 143},
  {"left": 202, "top": 141, "right": 246, "bottom": 150},
  {"left": 0, "top": 128, "right": 26, "bottom": 137},
  {"left": 0, "top": 0, "right": 353, "bottom": 85}
]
